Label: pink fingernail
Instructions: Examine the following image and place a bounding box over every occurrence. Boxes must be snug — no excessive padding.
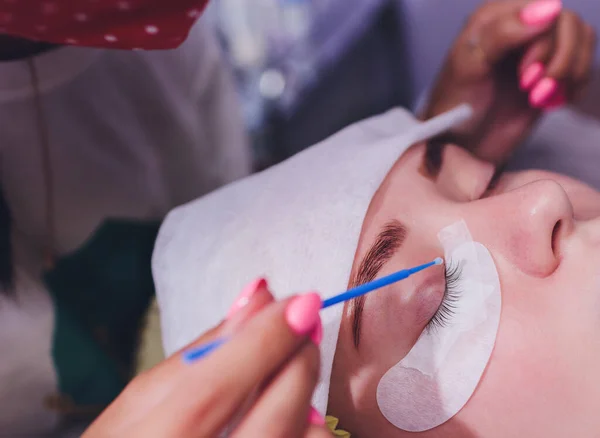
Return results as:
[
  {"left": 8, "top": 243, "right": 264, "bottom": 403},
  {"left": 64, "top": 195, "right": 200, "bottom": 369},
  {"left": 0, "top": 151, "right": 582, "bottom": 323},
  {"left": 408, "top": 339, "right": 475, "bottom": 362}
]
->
[
  {"left": 308, "top": 407, "right": 325, "bottom": 426},
  {"left": 529, "top": 77, "right": 558, "bottom": 107},
  {"left": 226, "top": 278, "right": 267, "bottom": 319},
  {"left": 520, "top": 0, "right": 562, "bottom": 26},
  {"left": 542, "top": 90, "right": 567, "bottom": 110},
  {"left": 285, "top": 293, "right": 322, "bottom": 336},
  {"left": 520, "top": 62, "right": 545, "bottom": 90},
  {"left": 310, "top": 318, "right": 323, "bottom": 345}
]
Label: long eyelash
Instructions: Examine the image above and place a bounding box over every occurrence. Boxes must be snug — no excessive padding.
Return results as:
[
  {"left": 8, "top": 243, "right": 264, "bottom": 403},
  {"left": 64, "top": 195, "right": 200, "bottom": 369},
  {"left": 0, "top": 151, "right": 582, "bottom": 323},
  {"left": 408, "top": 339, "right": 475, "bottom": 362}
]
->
[{"left": 426, "top": 260, "right": 463, "bottom": 333}]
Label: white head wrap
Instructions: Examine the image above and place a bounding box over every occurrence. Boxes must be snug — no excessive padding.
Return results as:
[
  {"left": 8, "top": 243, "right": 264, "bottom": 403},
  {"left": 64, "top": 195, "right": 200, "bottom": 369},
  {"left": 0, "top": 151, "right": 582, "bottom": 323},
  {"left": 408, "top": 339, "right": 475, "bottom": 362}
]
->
[{"left": 152, "top": 105, "right": 472, "bottom": 416}]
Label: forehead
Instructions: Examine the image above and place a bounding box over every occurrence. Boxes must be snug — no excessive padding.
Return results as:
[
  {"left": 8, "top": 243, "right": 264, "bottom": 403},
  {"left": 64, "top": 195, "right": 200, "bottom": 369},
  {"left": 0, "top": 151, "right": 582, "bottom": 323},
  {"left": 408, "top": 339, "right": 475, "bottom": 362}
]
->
[{"left": 349, "top": 143, "right": 431, "bottom": 276}]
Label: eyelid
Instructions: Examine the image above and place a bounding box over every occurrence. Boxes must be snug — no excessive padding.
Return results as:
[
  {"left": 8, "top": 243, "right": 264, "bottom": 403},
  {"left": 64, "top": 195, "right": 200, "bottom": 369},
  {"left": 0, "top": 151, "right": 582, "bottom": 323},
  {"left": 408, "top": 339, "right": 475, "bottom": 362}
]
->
[{"left": 414, "top": 274, "right": 446, "bottom": 327}]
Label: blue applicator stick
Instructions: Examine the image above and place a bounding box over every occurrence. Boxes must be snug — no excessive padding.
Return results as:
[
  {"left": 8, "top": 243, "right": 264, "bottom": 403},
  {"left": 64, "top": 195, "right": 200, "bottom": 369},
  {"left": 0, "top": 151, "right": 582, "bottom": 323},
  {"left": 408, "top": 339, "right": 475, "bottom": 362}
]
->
[
  {"left": 321, "top": 257, "right": 443, "bottom": 309},
  {"left": 183, "top": 258, "right": 443, "bottom": 363}
]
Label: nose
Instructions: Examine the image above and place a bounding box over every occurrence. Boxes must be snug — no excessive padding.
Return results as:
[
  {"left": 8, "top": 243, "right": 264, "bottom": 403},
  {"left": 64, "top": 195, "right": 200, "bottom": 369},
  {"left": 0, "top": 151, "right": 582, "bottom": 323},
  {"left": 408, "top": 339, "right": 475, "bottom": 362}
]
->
[{"left": 473, "top": 179, "right": 574, "bottom": 277}]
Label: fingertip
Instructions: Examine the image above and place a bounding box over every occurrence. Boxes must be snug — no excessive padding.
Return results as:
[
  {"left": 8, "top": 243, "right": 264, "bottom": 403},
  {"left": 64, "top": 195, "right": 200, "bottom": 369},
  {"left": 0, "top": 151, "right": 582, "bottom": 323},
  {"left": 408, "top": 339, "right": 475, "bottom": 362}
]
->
[
  {"left": 542, "top": 87, "right": 567, "bottom": 110},
  {"left": 226, "top": 278, "right": 269, "bottom": 319},
  {"left": 520, "top": 0, "right": 562, "bottom": 27},
  {"left": 473, "top": 5, "right": 556, "bottom": 66},
  {"left": 520, "top": 62, "right": 545, "bottom": 90},
  {"left": 308, "top": 407, "right": 326, "bottom": 426},
  {"left": 529, "top": 77, "right": 559, "bottom": 107},
  {"left": 223, "top": 279, "right": 275, "bottom": 333},
  {"left": 285, "top": 292, "right": 323, "bottom": 336}
]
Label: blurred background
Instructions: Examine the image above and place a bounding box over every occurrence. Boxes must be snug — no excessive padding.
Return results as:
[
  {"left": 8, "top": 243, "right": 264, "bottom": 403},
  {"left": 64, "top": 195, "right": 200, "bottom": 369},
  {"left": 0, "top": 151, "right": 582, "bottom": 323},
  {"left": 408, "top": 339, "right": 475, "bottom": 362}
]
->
[
  {"left": 204, "top": 0, "right": 600, "bottom": 170},
  {"left": 205, "top": 0, "right": 411, "bottom": 169}
]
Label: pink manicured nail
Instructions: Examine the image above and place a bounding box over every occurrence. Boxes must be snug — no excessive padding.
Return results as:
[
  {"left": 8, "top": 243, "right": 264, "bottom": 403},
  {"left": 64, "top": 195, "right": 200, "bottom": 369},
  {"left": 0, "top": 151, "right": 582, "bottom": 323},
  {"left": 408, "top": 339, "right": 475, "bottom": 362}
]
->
[
  {"left": 308, "top": 407, "right": 325, "bottom": 426},
  {"left": 529, "top": 77, "right": 558, "bottom": 107},
  {"left": 520, "top": 0, "right": 562, "bottom": 26},
  {"left": 226, "top": 278, "right": 267, "bottom": 319},
  {"left": 542, "top": 89, "right": 567, "bottom": 110},
  {"left": 310, "top": 318, "right": 323, "bottom": 345},
  {"left": 520, "top": 62, "right": 545, "bottom": 90},
  {"left": 285, "top": 292, "right": 322, "bottom": 335}
]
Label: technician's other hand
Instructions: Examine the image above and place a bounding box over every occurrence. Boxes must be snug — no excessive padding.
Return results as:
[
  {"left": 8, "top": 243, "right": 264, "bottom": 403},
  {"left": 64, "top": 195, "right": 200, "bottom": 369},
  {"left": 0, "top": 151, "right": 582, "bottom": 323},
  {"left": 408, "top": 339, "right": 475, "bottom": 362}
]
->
[
  {"left": 83, "top": 280, "right": 331, "bottom": 438},
  {"left": 423, "top": 0, "right": 596, "bottom": 164}
]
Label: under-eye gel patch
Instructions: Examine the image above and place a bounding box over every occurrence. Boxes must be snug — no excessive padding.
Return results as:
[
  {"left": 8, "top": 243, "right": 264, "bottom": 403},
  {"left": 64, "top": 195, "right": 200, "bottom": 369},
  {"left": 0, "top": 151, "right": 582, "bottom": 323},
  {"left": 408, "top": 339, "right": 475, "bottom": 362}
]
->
[{"left": 376, "top": 220, "right": 501, "bottom": 432}]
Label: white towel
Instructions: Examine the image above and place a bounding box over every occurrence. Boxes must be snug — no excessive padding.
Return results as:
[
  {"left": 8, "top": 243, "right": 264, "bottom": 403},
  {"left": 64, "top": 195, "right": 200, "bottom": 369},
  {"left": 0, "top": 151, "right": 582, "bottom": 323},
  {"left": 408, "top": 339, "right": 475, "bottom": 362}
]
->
[{"left": 152, "top": 104, "right": 472, "bottom": 416}]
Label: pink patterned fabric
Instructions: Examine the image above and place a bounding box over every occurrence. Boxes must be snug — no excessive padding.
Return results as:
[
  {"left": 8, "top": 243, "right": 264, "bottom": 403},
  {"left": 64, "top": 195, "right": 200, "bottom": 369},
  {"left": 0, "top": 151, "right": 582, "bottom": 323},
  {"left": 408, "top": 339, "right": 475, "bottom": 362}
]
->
[{"left": 0, "top": 0, "right": 209, "bottom": 49}]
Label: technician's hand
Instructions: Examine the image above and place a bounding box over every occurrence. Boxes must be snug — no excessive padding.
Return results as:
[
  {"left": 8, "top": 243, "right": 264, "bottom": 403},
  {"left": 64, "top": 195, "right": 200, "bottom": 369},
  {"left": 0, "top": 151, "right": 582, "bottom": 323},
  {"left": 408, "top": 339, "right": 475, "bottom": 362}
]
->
[
  {"left": 423, "top": 0, "right": 596, "bottom": 164},
  {"left": 83, "top": 280, "right": 331, "bottom": 438}
]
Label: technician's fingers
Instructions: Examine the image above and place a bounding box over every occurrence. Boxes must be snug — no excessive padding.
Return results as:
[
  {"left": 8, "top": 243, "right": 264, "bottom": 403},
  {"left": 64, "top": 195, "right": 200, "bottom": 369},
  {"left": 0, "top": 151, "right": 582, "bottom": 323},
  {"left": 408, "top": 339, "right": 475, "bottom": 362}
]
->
[
  {"left": 545, "top": 10, "right": 583, "bottom": 81},
  {"left": 122, "top": 280, "right": 275, "bottom": 406},
  {"left": 231, "top": 340, "right": 321, "bottom": 438},
  {"left": 571, "top": 23, "right": 597, "bottom": 98},
  {"left": 520, "top": 32, "right": 555, "bottom": 69},
  {"left": 526, "top": 11, "right": 594, "bottom": 107},
  {"left": 453, "top": 0, "right": 560, "bottom": 74},
  {"left": 183, "top": 293, "right": 322, "bottom": 437},
  {"left": 162, "top": 278, "right": 274, "bottom": 365},
  {"left": 519, "top": 35, "right": 555, "bottom": 90}
]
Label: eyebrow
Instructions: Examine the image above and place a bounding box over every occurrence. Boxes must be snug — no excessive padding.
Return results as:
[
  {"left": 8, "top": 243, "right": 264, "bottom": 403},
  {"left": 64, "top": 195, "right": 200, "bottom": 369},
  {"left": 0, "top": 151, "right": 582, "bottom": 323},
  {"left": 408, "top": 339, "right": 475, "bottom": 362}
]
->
[{"left": 349, "top": 220, "right": 408, "bottom": 348}]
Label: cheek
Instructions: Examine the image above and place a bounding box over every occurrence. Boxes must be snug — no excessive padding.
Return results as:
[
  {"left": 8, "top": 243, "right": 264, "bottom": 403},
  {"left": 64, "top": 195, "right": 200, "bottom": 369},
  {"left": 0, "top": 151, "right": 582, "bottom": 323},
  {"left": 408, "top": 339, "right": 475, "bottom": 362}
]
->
[
  {"left": 447, "top": 312, "right": 565, "bottom": 435},
  {"left": 450, "top": 279, "right": 598, "bottom": 435}
]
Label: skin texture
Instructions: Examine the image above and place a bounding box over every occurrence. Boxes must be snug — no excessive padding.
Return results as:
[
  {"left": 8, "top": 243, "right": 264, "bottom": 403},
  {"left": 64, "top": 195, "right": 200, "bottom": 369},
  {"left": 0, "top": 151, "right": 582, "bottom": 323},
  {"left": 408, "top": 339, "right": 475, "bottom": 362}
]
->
[{"left": 329, "top": 142, "right": 600, "bottom": 437}]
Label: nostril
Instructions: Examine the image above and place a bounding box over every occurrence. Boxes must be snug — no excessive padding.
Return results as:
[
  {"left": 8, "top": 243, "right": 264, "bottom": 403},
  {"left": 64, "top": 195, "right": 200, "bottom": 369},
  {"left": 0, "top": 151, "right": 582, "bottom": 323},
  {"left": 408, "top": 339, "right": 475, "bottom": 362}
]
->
[{"left": 551, "top": 220, "right": 562, "bottom": 255}]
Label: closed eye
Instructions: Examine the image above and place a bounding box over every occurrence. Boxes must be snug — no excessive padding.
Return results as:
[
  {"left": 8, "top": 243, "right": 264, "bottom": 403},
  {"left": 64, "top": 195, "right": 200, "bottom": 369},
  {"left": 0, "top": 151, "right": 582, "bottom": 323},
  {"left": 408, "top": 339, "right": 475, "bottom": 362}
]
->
[{"left": 425, "top": 260, "right": 463, "bottom": 332}]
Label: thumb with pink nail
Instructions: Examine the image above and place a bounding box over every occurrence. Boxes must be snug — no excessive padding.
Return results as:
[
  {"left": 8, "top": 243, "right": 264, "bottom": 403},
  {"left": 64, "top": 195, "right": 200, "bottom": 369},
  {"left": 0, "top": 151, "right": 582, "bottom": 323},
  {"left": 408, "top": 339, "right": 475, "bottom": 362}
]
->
[{"left": 422, "top": 0, "right": 595, "bottom": 165}]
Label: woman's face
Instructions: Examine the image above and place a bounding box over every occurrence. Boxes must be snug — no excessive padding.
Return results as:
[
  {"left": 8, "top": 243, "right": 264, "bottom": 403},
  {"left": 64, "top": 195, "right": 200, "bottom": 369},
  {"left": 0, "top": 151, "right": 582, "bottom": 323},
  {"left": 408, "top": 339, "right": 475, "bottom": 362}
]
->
[{"left": 329, "top": 142, "right": 600, "bottom": 437}]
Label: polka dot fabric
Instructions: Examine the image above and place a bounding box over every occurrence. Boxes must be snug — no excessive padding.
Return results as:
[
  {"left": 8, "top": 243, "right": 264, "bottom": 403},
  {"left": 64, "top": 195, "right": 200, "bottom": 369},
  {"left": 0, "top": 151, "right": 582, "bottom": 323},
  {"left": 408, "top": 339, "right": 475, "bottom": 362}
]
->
[{"left": 0, "top": 0, "right": 209, "bottom": 49}]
